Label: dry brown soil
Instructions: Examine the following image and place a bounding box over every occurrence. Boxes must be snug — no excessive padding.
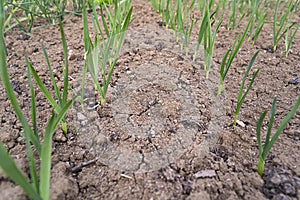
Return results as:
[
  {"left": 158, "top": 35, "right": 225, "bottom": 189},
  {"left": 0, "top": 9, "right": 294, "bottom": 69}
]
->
[{"left": 0, "top": 1, "right": 300, "bottom": 200}]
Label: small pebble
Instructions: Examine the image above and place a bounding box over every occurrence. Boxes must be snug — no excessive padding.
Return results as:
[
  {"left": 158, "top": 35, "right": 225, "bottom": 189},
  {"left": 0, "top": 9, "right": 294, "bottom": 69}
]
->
[
  {"left": 236, "top": 120, "right": 246, "bottom": 128},
  {"left": 194, "top": 169, "right": 216, "bottom": 178},
  {"left": 288, "top": 77, "right": 299, "bottom": 85},
  {"left": 77, "top": 112, "right": 87, "bottom": 121}
]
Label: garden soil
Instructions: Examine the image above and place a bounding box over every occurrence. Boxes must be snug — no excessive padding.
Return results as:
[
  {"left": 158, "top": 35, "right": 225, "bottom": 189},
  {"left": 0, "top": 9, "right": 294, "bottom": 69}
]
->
[{"left": 1, "top": 1, "right": 300, "bottom": 199}]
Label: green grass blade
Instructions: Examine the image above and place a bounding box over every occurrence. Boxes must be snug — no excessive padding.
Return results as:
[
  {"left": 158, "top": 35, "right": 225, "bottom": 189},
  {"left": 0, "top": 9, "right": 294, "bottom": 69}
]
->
[
  {"left": 24, "top": 129, "right": 39, "bottom": 194},
  {"left": 35, "top": 20, "right": 70, "bottom": 135},
  {"left": 264, "top": 96, "right": 277, "bottom": 157},
  {"left": 103, "top": 34, "right": 124, "bottom": 96},
  {"left": 28, "top": 63, "right": 60, "bottom": 112},
  {"left": 100, "top": 4, "right": 110, "bottom": 36},
  {"left": 256, "top": 110, "right": 268, "bottom": 158},
  {"left": 233, "top": 69, "right": 260, "bottom": 126},
  {"left": 273, "top": 0, "right": 295, "bottom": 51},
  {"left": 39, "top": 99, "right": 73, "bottom": 200},
  {"left": 257, "top": 155, "right": 265, "bottom": 176},
  {"left": 224, "top": 17, "right": 253, "bottom": 79},
  {"left": 0, "top": 0, "right": 7, "bottom": 56},
  {"left": 219, "top": 48, "right": 231, "bottom": 92},
  {"left": 113, "top": 0, "right": 120, "bottom": 32},
  {"left": 194, "top": 10, "right": 209, "bottom": 59},
  {"left": 27, "top": 64, "right": 39, "bottom": 193},
  {"left": 238, "top": 52, "right": 259, "bottom": 104},
  {"left": 92, "top": 36, "right": 100, "bottom": 79},
  {"left": 234, "top": 51, "right": 260, "bottom": 125},
  {"left": 92, "top": 3, "right": 105, "bottom": 39},
  {"left": 121, "top": 6, "right": 132, "bottom": 32},
  {"left": 276, "top": 1, "right": 292, "bottom": 38},
  {"left": 252, "top": 13, "right": 267, "bottom": 44},
  {"left": 240, "top": 68, "right": 260, "bottom": 105},
  {"left": 83, "top": 2, "right": 91, "bottom": 51},
  {"left": 101, "top": 36, "right": 113, "bottom": 85},
  {"left": 59, "top": 21, "right": 69, "bottom": 107},
  {"left": 273, "top": 0, "right": 279, "bottom": 49},
  {"left": 285, "top": 25, "right": 299, "bottom": 56},
  {"left": 39, "top": 112, "right": 55, "bottom": 200},
  {"left": 27, "top": 61, "right": 39, "bottom": 140},
  {"left": 265, "top": 96, "right": 300, "bottom": 157},
  {"left": 220, "top": 49, "right": 230, "bottom": 78},
  {"left": 82, "top": 1, "right": 90, "bottom": 103},
  {"left": 85, "top": 41, "right": 104, "bottom": 97},
  {"left": 275, "top": 23, "right": 296, "bottom": 49},
  {"left": 0, "top": 143, "right": 41, "bottom": 200},
  {"left": 41, "top": 44, "right": 62, "bottom": 104}
]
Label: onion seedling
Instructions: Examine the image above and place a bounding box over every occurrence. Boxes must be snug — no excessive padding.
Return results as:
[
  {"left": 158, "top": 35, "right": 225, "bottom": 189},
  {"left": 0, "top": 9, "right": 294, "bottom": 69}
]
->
[
  {"left": 247, "top": 0, "right": 267, "bottom": 45},
  {"left": 218, "top": 14, "right": 253, "bottom": 95},
  {"left": 194, "top": 0, "right": 223, "bottom": 75},
  {"left": 151, "top": 0, "right": 198, "bottom": 55},
  {"left": 227, "top": 0, "right": 238, "bottom": 30},
  {"left": 256, "top": 96, "right": 300, "bottom": 176},
  {"left": 0, "top": 79, "right": 72, "bottom": 200},
  {"left": 28, "top": 22, "right": 71, "bottom": 134},
  {"left": 32, "top": 0, "right": 68, "bottom": 24},
  {"left": 5, "top": 0, "right": 81, "bottom": 33},
  {"left": 182, "top": 14, "right": 198, "bottom": 56},
  {"left": 176, "top": 0, "right": 198, "bottom": 55},
  {"left": 163, "top": 0, "right": 175, "bottom": 30},
  {"left": 151, "top": 0, "right": 165, "bottom": 13},
  {"left": 285, "top": 25, "right": 299, "bottom": 57},
  {"left": 273, "top": 0, "right": 297, "bottom": 52},
  {"left": 233, "top": 50, "right": 260, "bottom": 126},
  {"left": 227, "top": 0, "right": 250, "bottom": 31},
  {"left": 203, "top": 7, "right": 222, "bottom": 78},
  {"left": 193, "top": 2, "right": 209, "bottom": 61},
  {"left": 82, "top": 0, "right": 132, "bottom": 105},
  {"left": 3, "top": 1, "right": 34, "bottom": 33},
  {"left": 72, "top": 0, "right": 83, "bottom": 12},
  {"left": 251, "top": 12, "right": 267, "bottom": 45},
  {"left": 151, "top": 0, "right": 176, "bottom": 30}
]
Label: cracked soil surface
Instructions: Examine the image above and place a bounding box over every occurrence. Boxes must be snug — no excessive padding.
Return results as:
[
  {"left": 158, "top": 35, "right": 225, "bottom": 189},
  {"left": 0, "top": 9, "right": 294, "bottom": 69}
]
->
[{"left": 0, "top": 1, "right": 300, "bottom": 199}]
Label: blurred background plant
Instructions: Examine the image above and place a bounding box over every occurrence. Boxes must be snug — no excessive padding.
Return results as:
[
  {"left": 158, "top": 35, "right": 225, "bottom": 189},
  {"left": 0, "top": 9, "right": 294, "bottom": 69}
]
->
[
  {"left": 82, "top": 0, "right": 132, "bottom": 106},
  {"left": 3, "top": 0, "right": 86, "bottom": 33}
]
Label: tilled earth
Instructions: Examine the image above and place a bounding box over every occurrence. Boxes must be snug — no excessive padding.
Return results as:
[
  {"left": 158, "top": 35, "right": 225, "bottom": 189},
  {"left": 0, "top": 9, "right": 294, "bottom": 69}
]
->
[{"left": 0, "top": 1, "right": 300, "bottom": 200}]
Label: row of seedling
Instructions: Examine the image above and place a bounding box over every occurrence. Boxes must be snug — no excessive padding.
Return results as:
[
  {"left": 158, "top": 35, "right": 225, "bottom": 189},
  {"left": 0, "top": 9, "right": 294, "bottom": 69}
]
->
[
  {"left": 3, "top": 0, "right": 86, "bottom": 33},
  {"left": 0, "top": 0, "right": 132, "bottom": 199},
  {"left": 151, "top": 0, "right": 198, "bottom": 56},
  {"left": 151, "top": 0, "right": 298, "bottom": 107},
  {"left": 0, "top": 16, "right": 73, "bottom": 200},
  {"left": 151, "top": 0, "right": 300, "bottom": 177},
  {"left": 200, "top": 0, "right": 300, "bottom": 177},
  {"left": 223, "top": 0, "right": 299, "bottom": 55},
  {"left": 152, "top": 0, "right": 299, "bottom": 74}
]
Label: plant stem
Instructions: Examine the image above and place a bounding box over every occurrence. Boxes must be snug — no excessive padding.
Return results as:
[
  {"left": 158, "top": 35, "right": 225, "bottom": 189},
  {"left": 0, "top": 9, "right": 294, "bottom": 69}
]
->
[{"left": 257, "top": 156, "right": 265, "bottom": 176}]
